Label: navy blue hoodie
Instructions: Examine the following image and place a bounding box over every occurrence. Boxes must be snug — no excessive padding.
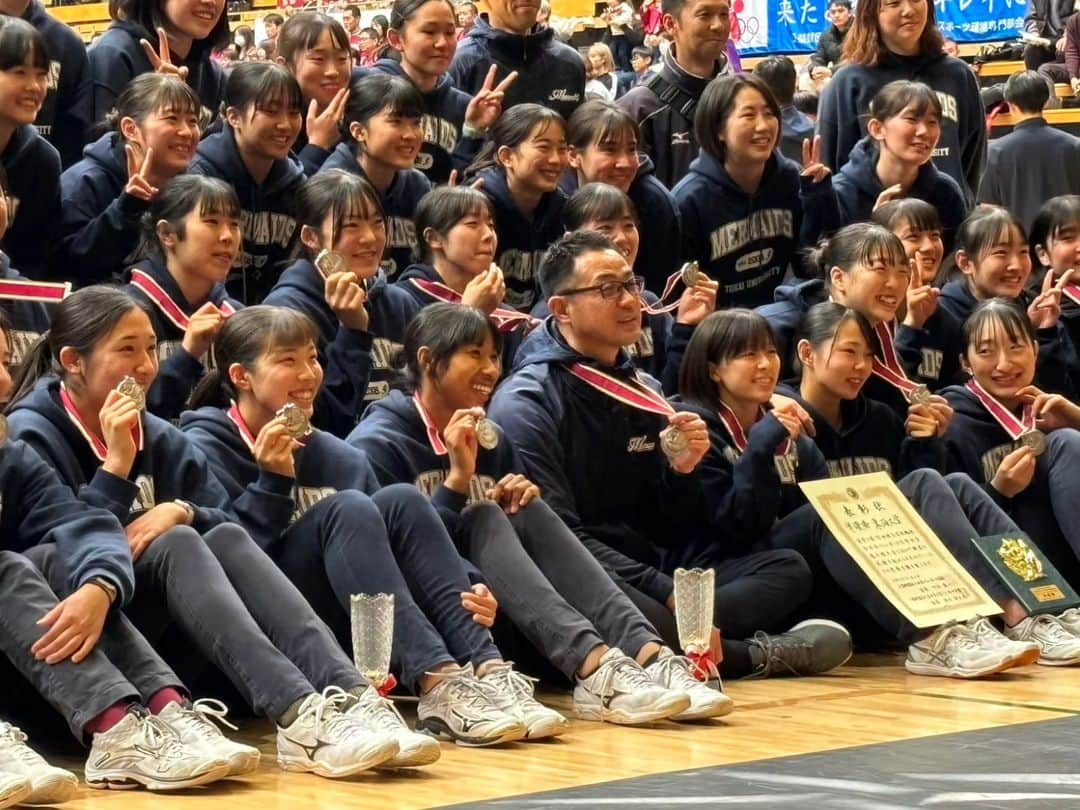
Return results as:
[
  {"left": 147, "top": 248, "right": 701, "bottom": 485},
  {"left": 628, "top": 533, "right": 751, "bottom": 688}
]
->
[
  {"left": 25, "top": 0, "right": 91, "bottom": 169},
  {"left": 7, "top": 377, "right": 233, "bottom": 533},
  {"left": 317, "top": 142, "right": 431, "bottom": 278},
  {"left": 0, "top": 437, "right": 135, "bottom": 604},
  {"left": 87, "top": 20, "right": 225, "bottom": 126},
  {"left": 263, "top": 258, "right": 414, "bottom": 432},
  {"left": 59, "top": 132, "right": 146, "bottom": 286},
  {"left": 776, "top": 383, "right": 946, "bottom": 480},
  {"left": 668, "top": 396, "right": 828, "bottom": 569},
  {"left": 449, "top": 16, "right": 585, "bottom": 120},
  {"left": 487, "top": 318, "right": 707, "bottom": 591},
  {"left": 4, "top": 124, "right": 60, "bottom": 280},
  {"left": 122, "top": 256, "right": 243, "bottom": 422},
  {"left": 673, "top": 150, "right": 839, "bottom": 309},
  {"left": 558, "top": 154, "right": 683, "bottom": 294},
  {"left": 190, "top": 127, "right": 305, "bottom": 304},
  {"left": 817, "top": 51, "right": 986, "bottom": 203},
  {"left": 367, "top": 59, "right": 482, "bottom": 185},
  {"left": 833, "top": 136, "right": 970, "bottom": 251},
  {"left": 939, "top": 278, "right": 1080, "bottom": 400},
  {"left": 756, "top": 278, "right": 826, "bottom": 380},
  {"left": 180, "top": 405, "right": 378, "bottom": 552},
  {"left": 476, "top": 166, "right": 566, "bottom": 312},
  {"left": 0, "top": 255, "right": 53, "bottom": 373}
]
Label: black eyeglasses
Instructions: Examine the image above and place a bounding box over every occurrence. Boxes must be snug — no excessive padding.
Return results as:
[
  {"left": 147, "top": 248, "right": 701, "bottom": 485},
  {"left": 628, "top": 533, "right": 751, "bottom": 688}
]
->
[{"left": 556, "top": 275, "right": 645, "bottom": 301}]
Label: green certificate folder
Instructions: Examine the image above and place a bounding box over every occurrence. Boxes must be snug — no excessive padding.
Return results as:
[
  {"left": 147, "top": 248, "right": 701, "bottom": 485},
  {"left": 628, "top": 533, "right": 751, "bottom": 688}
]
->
[{"left": 971, "top": 533, "right": 1080, "bottom": 615}]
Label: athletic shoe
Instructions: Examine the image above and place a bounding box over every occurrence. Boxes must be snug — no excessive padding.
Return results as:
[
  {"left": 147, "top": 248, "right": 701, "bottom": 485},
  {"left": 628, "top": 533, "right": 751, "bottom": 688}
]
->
[
  {"left": 965, "top": 617, "right": 1040, "bottom": 667},
  {"left": 0, "top": 771, "right": 30, "bottom": 809},
  {"left": 345, "top": 687, "right": 441, "bottom": 768},
  {"left": 906, "top": 621, "right": 1025, "bottom": 678},
  {"left": 0, "top": 720, "right": 77, "bottom": 803},
  {"left": 1004, "top": 614, "right": 1080, "bottom": 666},
  {"left": 85, "top": 707, "right": 231, "bottom": 791},
  {"left": 645, "top": 649, "right": 734, "bottom": 720},
  {"left": 157, "top": 700, "right": 261, "bottom": 776},
  {"left": 1054, "top": 607, "right": 1080, "bottom": 636},
  {"left": 573, "top": 647, "right": 690, "bottom": 725},
  {"left": 746, "top": 619, "right": 853, "bottom": 677},
  {"left": 479, "top": 661, "right": 569, "bottom": 740},
  {"left": 277, "top": 686, "right": 399, "bottom": 778},
  {"left": 416, "top": 663, "right": 527, "bottom": 747}
]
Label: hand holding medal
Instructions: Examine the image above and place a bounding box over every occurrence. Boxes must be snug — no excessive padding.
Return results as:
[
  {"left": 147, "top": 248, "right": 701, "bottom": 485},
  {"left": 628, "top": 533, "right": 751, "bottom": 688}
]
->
[
  {"left": 99, "top": 378, "right": 144, "bottom": 476},
  {"left": 321, "top": 261, "right": 370, "bottom": 333},
  {"left": 252, "top": 412, "right": 302, "bottom": 479},
  {"left": 1018, "top": 384, "right": 1080, "bottom": 433},
  {"left": 462, "top": 264, "right": 507, "bottom": 316},
  {"left": 181, "top": 301, "right": 228, "bottom": 359},
  {"left": 443, "top": 407, "right": 486, "bottom": 490},
  {"left": 769, "top": 394, "right": 816, "bottom": 441},
  {"left": 663, "top": 412, "right": 709, "bottom": 474},
  {"left": 674, "top": 273, "right": 719, "bottom": 328}
]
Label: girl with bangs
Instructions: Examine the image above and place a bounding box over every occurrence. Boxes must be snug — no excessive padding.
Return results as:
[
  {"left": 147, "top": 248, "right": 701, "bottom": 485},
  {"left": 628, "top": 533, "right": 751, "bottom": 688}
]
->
[
  {"left": 674, "top": 73, "right": 838, "bottom": 310},
  {"left": 318, "top": 72, "right": 431, "bottom": 278},
  {"left": 940, "top": 206, "right": 1080, "bottom": 400},
  {"left": 833, "top": 81, "right": 968, "bottom": 246},
  {"left": 872, "top": 198, "right": 965, "bottom": 392},
  {"left": 941, "top": 299, "right": 1080, "bottom": 661},
  {"left": 563, "top": 101, "right": 681, "bottom": 294},
  {"left": 122, "top": 176, "right": 243, "bottom": 422},
  {"left": 369, "top": 0, "right": 516, "bottom": 185},
  {"left": 6, "top": 287, "right": 412, "bottom": 780},
  {"left": 776, "top": 300, "right": 1058, "bottom": 675},
  {"left": 816, "top": 0, "right": 984, "bottom": 202},
  {"left": 556, "top": 183, "right": 716, "bottom": 390},
  {"left": 275, "top": 13, "right": 352, "bottom": 176},
  {"left": 1030, "top": 195, "right": 1080, "bottom": 355},
  {"left": 190, "top": 62, "right": 306, "bottom": 304},
  {"left": 0, "top": 18, "right": 60, "bottom": 280},
  {"left": 266, "top": 170, "right": 413, "bottom": 435},
  {"left": 465, "top": 104, "right": 569, "bottom": 312},
  {"left": 182, "top": 305, "right": 552, "bottom": 749},
  {"left": 60, "top": 74, "right": 200, "bottom": 286},
  {"left": 88, "top": 0, "right": 229, "bottom": 123}
]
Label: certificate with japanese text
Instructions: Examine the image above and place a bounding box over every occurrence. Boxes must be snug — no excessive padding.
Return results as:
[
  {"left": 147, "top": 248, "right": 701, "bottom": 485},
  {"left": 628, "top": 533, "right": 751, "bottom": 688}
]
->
[{"left": 799, "top": 473, "right": 1001, "bottom": 628}]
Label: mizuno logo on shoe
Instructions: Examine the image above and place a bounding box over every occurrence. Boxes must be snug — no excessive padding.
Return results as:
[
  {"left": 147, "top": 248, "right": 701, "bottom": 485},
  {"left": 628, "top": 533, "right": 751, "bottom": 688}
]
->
[{"left": 282, "top": 736, "right": 333, "bottom": 760}]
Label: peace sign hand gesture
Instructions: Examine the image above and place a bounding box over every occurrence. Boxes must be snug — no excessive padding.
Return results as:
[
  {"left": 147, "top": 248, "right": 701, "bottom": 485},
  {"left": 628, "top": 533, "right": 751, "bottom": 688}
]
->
[
  {"left": 464, "top": 66, "right": 518, "bottom": 133},
  {"left": 124, "top": 144, "right": 158, "bottom": 201},
  {"left": 800, "top": 135, "right": 831, "bottom": 184},
  {"left": 1028, "top": 267, "right": 1073, "bottom": 330},
  {"left": 140, "top": 28, "right": 189, "bottom": 80}
]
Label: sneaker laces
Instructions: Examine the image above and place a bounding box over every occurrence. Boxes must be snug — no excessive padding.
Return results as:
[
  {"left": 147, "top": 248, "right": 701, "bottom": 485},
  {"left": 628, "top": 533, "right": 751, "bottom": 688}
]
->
[
  {"left": 187, "top": 698, "right": 238, "bottom": 739},
  {"left": 748, "top": 630, "right": 816, "bottom": 677},
  {"left": 653, "top": 654, "right": 709, "bottom": 691},
  {"left": 311, "top": 686, "right": 377, "bottom": 742},
  {"left": 136, "top": 714, "right": 187, "bottom": 761},
  {"left": 485, "top": 664, "right": 541, "bottom": 705},
  {"left": 934, "top": 622, "right": 982, "bottom": 655},
  {"left": 965, "top": 616, "right": 1003, "bottom": 641},
  {"left": 426, "top": 666, "right": 506, "bottom": 712},
  {"left": 349, "top": 689, "right": 408, "bottom": 734},
  {"left": 594, "top": 654, "right": 655, "bottom": 698},
  {"left": 0, "top": 723, "right": 37, "bottom": 766}
]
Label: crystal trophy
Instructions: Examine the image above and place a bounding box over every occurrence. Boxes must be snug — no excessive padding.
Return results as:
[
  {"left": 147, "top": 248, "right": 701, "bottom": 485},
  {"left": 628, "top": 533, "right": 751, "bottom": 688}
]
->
[
  {"left": 674, "top": 568, "right": 716, "bottom": 682},
  {"left": 350, "top": 593, "right": 395, "bottom": 690}
]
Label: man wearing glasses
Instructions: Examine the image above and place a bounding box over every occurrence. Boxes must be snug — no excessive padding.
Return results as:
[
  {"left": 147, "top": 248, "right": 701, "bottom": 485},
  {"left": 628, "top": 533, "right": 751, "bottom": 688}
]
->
[{"left": 489, "top": 231, "right": 845, "bottom": 681}]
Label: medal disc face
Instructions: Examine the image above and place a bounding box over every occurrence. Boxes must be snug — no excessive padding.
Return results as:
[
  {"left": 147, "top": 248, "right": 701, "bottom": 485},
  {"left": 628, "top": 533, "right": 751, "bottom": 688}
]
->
[
  {"left": 115, "top": 376, "right": 146, "bottom": 412},
  {"left": 315, "top": 249, "right": 349, "bottom": 279},
  {"left": 1020, "top": 429, "right": 1047, "bottom": 457},
  {"left": 277, "top": 402, "right": 311, "bottom": 439},
  {"left": 475, "top": 417, "right": 499, "bottom": 450},
  {"left": 661, "top": 427, "right": 688, "bottom": 458},
  {"left": 907, "top": 385, "right": 932, "bottom": 406},
  {"left": 680, "top": 261, "right": 700, "bottom": 288}
]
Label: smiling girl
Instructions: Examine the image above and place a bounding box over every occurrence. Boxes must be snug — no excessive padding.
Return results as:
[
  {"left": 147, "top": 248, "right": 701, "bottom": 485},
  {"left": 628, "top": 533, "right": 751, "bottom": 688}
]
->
[
  {"left": 190, "top": 62, "right": 305, "bottom": 304},
  {"left": 1029, "top": 195, "right": 1080, "bottom": 355}
]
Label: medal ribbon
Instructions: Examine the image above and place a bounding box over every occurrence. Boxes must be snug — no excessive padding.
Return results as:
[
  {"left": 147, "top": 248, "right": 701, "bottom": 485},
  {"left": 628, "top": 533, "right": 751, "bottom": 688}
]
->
[
  {"left": 408, "top": 278, "right": 539, "bottom": 333},
  {"left": 412, "top": 393, "right": 448, "bottom": 456},
  {"left": 59, "top": 383, "right": 143, "bottom": 463},
  {"left": 0, "top": 278, "right": 70, "bottom": 303},
  {"left": 964, "top": 380, "right": 1036, "bottom": 441},
  {"left": 567, "top": 362, "right": 674, "bottom": 417},
  {"left": 640, "top": 266, "right": 690, "bottom": 316},
  {"left": 715, "top": 402, "right": 791, "bottom": 456},
  {"left": 131, "top": 269, "right": 237, "bottom": 332},
  {"left": 871, "top": 321, "right": 921, "bottom": 398},
  {"left": 1063, "top": 283, "right": 1080, "bottom": 308},
  {"left": 226, "top": 403, "right": 258, "bottom": 454}
]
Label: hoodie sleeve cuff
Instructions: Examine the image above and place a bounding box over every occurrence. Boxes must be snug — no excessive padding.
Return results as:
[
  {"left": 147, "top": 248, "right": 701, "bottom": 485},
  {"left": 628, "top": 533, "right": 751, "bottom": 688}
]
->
[
  {"left": 433, "top": 484, "right": 469, "bottom": 513},
  {"left": 87, "top": 468, "right": 139, "bottom": 516},
  {"left": 117, "top": 191, "right": 150, "bottom": 221},
  {"left": 257, "top": 468, "right": 295, "bottom": 497}
]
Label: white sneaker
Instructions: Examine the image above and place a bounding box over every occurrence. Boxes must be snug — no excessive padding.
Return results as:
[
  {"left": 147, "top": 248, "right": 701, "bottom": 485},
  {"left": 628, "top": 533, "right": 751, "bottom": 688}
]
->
[
  {"left": 0, "top": 771, "right": 30, "bottom": 809},
  {"left": 85, "top": 708, "right": 231, "bottom": 791},
  {"left": 416, "top": 664, "right": 527, "bottom": 747},
  {"left": 345, "top": 687, "right": 441, "bottom": 768},
  {"left": 1054, "top": 607, "right": 1080, "bottom": 636},
  {"left": 965, "top": 617, "right": 1039, "bottom": 667},
  {"left": 645, "top": 649, "right": 734, "bottom": 721},
  {"left": 0, "top": 720, "right": 77, "bottom": 803},
  {"left": 1004, "top": 614, "right": 1080, "bottom": 666},
  {"left": 276, "top": 686, "right": 399, "bottom": 778},
  {"left": 573, "top": 647, "right": 690, "bottom": 725},
  {"left": 906, "top": 621, "right": 1024, "bottom": 678},
  {"left": 479, "top": 662, "right": 569, "bottom": 740},
  {"left": 158, "top": 700, "right": 261, "bottom": 776}
]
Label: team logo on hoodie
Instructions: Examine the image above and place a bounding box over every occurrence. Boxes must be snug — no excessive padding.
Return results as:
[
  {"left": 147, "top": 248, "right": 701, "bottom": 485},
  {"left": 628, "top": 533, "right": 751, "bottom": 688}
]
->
[
  {"left": 917, "top": 348, "right": 943, "bottom": 381},
  {"left": 414, "top": 470, "right": 497, "bottom": 504},
  {"left": 130, "top": 475, "right": 156, "bottom": 514},
  {"left": 290, "top": 485, "right": 337, "bottom": 525},
  {"left": 547, "top": 89, "right": 581, "bottom": 103},
  {"left": 825, "top": 457, "right": 892, "bottom": 477},
  {"left": 709, "top": 210, "right": 793, "bottom": 261}
]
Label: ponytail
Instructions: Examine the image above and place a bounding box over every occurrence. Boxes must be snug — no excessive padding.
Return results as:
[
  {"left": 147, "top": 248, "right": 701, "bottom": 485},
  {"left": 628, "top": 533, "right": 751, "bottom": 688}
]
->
[{"left": 188, "top": 367, "right": 233, "bottom": 410}]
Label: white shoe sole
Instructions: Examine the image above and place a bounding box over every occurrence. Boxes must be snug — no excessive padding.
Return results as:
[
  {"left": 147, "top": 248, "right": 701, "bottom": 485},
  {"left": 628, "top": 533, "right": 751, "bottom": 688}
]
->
[
  {"left": 905, "top": 652, "right": 1025, "bottom": 679},
  {"left": 376, "top": 739, "right": 442, "bottom": 769},
  {"left": 277, "top": 738, "right": 398, "bottom": 778},
  {"left": 86, "top": 761, "right": 231, "bottom": 791},
  {"left": 222, "top": 750, "right": 261, "bottom": 777},
  {"left": 0, "top": 780, "right": 31, "bottom": 810},
  {"left": 524, "top": 715, "right": 570, "bottom": 740},
  {"left": 25, "top": 771, "right": 79, "bottom": 804},
  {"left": 574, "top": 691, "right": 692, "bottom": 725},
  {"left": 1036, "top": 653, "right": 1080, "bottom": 666},
  {"left": 415, "top": 717, "right": 527, "bottom": 747},
  {"left": 672, "top": 695, "right": 735, "bottom": 721}
]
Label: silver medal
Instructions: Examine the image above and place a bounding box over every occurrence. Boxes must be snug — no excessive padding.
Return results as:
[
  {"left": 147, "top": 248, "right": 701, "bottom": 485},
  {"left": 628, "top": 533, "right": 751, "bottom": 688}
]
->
[
  {"left": 277, "top": 402, "right": 312, "bottom": 439},
  {"left": 1020, "top": 429, "right": 1047, "bottom": 457},
  {"left": 660, "top": 427, "right": 689, "bottom": 458},
  {"left": 475, "top": 417, "right": 499, "bottom": 450},
  {"left": 115, "top": 376, "right": 146, "bottom": 412},
  {"left": 314, "top": 249, "right": 349, "bottom": 279},
  {"left": 907, "top": 384, "right": 932, "bottom": 406},
  {"left": 680, "top": 261, "right": 701, "bottom": 288}
]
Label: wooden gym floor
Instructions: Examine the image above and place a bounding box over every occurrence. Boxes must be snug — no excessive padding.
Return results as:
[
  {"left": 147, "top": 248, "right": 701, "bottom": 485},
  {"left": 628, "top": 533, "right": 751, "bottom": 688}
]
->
[{"left": 43, "top": 655, "right": 1080, "bottom": 809}]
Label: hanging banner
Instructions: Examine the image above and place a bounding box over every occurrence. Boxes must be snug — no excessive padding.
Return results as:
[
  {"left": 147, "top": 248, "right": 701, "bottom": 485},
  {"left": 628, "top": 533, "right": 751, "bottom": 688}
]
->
[{"left": 734, "top": 0, "right": 1025, "bottom": 56}]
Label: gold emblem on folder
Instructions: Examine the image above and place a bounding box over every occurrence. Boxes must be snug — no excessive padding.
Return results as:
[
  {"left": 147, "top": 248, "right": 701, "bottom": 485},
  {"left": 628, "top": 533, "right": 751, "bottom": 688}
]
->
[{"left": 998, "top": 537, "right": 1046, "bottom": 582}]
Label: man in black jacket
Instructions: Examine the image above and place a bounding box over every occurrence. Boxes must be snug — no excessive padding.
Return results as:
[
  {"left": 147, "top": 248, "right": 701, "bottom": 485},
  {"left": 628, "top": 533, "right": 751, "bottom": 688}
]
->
[
  {"left": 807, "top": 0, "right": 851, "bottom": 83},
  {"left": 1024, "top": 0, "right": 1076, "bottom": 71}
]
